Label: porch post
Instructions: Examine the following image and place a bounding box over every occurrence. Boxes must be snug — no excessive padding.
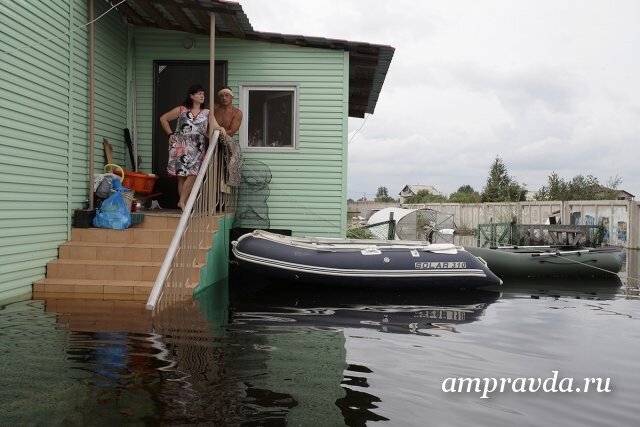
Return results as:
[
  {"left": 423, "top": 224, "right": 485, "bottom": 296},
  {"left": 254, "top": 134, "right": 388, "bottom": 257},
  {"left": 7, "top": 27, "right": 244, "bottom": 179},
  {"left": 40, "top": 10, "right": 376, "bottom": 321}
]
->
[
  {"left": 209, "top": 12, "right": 216, "bottom": 133},
  {"left": 88, "top": 0, "right": 95, "bottom": 210}
]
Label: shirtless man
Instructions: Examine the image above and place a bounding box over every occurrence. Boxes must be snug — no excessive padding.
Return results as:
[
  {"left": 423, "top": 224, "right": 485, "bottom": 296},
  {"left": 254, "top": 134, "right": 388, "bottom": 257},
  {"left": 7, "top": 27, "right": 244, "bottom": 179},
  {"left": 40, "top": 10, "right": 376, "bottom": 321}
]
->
[{"left": 213, "top": 87, "right": 242, "bottom": 137}]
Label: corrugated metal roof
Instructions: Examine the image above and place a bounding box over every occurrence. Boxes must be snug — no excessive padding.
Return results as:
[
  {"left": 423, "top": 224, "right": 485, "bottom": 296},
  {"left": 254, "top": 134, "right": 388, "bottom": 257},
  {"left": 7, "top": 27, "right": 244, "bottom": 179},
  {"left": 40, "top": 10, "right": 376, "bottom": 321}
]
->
[{"left": 117, "top": 0, "right": 394, "bottom": 117}]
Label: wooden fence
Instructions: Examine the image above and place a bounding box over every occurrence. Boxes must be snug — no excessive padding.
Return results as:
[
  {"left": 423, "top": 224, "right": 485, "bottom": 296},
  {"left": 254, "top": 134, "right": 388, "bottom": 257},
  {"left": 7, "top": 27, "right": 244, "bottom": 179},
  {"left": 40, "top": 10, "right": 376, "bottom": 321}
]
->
[{"left": 400, "top": 200, "right": 639, "bottom": 249}]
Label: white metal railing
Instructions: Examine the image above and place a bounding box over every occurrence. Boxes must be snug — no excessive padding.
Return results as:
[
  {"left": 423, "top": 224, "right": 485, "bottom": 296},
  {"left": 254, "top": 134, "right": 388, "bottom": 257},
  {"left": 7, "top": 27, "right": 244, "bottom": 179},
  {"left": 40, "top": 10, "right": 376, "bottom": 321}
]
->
[{"left": 146, "top": 131, "right": 236, "bottom": 312}]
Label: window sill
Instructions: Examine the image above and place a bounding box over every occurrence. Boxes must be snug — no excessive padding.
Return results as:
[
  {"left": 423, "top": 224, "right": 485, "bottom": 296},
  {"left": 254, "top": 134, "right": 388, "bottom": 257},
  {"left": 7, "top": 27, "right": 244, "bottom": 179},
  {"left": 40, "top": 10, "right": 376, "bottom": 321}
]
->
[{"left": 243, "top": 146, "right": 299, "bottom": 153}]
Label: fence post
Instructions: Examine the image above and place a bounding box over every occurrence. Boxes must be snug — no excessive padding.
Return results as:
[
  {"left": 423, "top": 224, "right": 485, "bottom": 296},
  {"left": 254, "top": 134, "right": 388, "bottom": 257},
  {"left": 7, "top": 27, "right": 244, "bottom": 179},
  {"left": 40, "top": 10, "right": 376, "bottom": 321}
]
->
[
  {"left": 491, "top": 223, "right": 496, "bottom": 246},
  {"left": 388, "top": 212, "right": 395, "bottom": 240}
]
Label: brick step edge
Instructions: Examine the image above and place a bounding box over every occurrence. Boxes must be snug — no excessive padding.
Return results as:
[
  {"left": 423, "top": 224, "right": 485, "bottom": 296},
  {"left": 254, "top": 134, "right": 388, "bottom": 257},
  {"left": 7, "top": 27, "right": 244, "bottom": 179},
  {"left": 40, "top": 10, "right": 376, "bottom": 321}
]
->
[{"left": 35, "top": 278, "right": 154, "bottom": 287}]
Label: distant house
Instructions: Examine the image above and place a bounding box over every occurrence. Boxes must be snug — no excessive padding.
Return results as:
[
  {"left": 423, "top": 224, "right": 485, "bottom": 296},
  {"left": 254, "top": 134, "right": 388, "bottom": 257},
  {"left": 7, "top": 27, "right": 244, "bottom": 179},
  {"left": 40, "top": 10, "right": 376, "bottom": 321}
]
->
[
  {"left": 398, "top": 185, "right": 441, "bottom": 204},
  {"left": 595, "top": 187, "right": 635, "bottom": 201}
]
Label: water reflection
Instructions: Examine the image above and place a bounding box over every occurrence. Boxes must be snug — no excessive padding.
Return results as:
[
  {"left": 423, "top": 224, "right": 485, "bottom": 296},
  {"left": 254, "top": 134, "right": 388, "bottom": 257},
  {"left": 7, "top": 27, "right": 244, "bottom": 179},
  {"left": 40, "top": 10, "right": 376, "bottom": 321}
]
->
[
  {"left": 621, "top": 248, "right": 640, "bottom": 290},
  {"left": 3, "top": 269, "right": 639, "bottom": 425},
  {"left": 0, "top": 283, "right": 239, "bottom": 425},
  {"left": 229, "top": 284, "right": 500, "bottom": 425},
  {"left": 232, "top": 285, "right": 499, "bottom": 336},
  {"left": 489, "top": 274, "right": 624, "bottom": 300}
]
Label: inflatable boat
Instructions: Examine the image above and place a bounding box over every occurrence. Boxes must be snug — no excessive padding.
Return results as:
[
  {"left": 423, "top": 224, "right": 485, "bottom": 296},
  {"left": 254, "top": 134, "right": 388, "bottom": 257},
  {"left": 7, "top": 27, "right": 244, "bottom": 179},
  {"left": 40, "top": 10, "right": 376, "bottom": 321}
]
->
[
  {"left": 464, "top": 245, "right": 624, "bottom": 279},
  {"left": 232, "top": 230, "right": 502, "bottom": 289}
]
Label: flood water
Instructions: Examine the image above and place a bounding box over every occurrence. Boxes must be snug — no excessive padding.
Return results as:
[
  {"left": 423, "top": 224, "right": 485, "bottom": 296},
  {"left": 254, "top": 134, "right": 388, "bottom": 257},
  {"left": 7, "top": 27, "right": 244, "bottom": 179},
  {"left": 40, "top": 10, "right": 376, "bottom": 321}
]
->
[{"left": 1, "top": 250, "right": 640, "bottom": 426}]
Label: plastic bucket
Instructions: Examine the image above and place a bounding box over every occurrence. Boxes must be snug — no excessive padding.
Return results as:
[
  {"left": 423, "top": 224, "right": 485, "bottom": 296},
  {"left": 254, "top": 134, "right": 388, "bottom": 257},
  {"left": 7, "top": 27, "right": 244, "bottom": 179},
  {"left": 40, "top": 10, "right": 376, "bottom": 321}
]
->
[{"left": 121, "top": 170, "right": 158, "bottom": 194}]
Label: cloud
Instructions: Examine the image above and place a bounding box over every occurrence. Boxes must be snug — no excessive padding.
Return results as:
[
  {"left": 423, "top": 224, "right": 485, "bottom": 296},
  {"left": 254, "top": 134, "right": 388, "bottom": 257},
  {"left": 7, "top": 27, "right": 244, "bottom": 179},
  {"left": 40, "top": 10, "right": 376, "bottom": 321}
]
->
[
  {"left": 242, "top": 0, "right": 640, "bottom": 198},
  {"left": 241, "top": 0, "right": 438, "bottom": 46}
]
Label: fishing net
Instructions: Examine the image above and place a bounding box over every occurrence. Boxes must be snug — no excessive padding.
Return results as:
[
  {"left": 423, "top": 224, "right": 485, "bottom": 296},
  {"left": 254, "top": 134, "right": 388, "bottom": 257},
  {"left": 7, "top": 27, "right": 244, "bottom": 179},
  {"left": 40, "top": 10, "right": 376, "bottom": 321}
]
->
[{"left": 234, "top": 159, "right": 272, "bottom": 229}]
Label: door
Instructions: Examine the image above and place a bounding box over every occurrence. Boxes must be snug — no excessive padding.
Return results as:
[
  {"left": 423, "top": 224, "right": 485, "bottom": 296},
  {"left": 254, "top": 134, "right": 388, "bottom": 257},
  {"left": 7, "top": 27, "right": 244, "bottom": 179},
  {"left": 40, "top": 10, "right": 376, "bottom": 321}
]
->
[{"left": 153, "top": 60, "right": 227, "bottom": 209}]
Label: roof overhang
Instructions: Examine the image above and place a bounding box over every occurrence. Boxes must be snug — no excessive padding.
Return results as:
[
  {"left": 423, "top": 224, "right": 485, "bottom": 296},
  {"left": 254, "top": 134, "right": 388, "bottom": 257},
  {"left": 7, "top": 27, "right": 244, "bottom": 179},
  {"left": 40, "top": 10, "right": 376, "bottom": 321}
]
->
[{"left": 116, "top": 0, "right": 394, "bottom": 117}]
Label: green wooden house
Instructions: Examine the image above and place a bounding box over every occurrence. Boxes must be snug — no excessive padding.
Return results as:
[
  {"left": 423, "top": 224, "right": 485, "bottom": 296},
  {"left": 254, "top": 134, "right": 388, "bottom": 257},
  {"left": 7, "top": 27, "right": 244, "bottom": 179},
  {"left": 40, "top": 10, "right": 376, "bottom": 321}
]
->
[{"left": 0, "top": 0, "right": 394, "bottom": 301}]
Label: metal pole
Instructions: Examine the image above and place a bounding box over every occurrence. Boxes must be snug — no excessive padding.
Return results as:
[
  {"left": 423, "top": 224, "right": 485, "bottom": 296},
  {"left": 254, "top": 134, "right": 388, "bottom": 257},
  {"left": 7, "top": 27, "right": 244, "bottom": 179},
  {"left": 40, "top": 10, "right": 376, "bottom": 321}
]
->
[
  {"left": 208, "top": 12, "right": 216, "bottom": 139},
  {"left": 88, "top": 0, "right": 95, "bottom": 210}
]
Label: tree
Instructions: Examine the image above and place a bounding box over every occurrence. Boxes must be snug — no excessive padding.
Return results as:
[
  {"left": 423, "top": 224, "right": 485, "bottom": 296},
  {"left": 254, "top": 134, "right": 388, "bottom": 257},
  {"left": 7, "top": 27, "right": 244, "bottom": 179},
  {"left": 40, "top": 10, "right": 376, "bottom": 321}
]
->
[
  {"left": 534, "top": 172, "right": 569, "bottom": 200},
  {"left": 480, "top": 156, "right": 527, "bottom": 202},
  {"left": 535, "top": 173, "right": 622, "bottom": 201},
  {"left": 405, "top": 189, "right": 447, "bottom": 204},
  {"left": 567, "top": 174, "right": 600, "bottom": 200},
  {"left": 598, "top": 175, "right": 623, "bottom": 200},
  {"left": 449, "top": 185, "right": 481, "bottom": 203},
  {"left": 375, "top": 186, "right": 396, "bottom": 203},
  {"left": 606, "top": 175, "right": 622, "bottom": 191},
  {"left": 456, "top": 184, "right": 476, "bottom": 194}
]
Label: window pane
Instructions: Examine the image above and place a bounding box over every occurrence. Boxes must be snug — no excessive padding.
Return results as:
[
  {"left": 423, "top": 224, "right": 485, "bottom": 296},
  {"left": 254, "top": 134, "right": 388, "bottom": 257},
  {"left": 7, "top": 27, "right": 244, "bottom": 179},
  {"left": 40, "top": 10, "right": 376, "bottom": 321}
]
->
[{"left": 248, "top": 90, "right": 293, "bottom": 147}]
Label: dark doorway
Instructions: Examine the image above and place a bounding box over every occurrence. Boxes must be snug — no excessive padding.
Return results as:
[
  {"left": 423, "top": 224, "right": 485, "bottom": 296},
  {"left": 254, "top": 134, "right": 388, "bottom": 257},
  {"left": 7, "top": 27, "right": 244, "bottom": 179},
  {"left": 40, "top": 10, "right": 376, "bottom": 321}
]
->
[{"left": 152, "top": 60, "right": 227, "bottom": 209}]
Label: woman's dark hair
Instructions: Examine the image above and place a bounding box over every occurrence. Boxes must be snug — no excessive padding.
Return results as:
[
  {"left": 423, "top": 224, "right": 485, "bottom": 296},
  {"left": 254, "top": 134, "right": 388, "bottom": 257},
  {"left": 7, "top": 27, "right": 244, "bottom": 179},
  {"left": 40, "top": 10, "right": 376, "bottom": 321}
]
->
[{"left": 182, "top": 84, "right": 207, "bottom": 109}]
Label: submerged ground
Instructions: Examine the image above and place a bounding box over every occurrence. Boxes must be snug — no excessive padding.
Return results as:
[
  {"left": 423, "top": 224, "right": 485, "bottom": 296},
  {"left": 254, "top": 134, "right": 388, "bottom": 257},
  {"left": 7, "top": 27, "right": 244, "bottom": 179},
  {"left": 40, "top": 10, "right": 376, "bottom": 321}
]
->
[{"left": 1, "top": 250, "right": 639, "bottom": 426}]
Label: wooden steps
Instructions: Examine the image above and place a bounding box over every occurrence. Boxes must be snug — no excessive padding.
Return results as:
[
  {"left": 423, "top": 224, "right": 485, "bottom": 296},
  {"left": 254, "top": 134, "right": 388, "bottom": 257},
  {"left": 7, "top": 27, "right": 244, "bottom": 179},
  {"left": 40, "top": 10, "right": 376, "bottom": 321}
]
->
[
  {"left": 34, "top": 278, "right": 152, "bottom": 300},
  {"left": 41, "top": 297, "right": 214, "bottom": 334},
  {"left": 60, "top": 241, "right": 170, "bottom": 263},
  {"left": 45, "top": 258, "right": 163, "bottom": 281},
  {"left": 43, "top": 298, "right": 153, "bottom": 333},
  {"left": 33, "top": 211, "right": 214, "bottom": 301}
]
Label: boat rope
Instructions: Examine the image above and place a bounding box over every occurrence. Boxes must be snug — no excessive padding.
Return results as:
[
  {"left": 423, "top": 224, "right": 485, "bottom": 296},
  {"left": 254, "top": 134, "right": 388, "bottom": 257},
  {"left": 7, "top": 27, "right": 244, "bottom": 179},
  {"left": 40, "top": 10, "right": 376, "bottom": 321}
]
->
[
  {"left": 547, "top": 252, "right": 640, "bottom": 285},
  {"left": 500, "top": 245, "right": 640, "bottom": 285}
]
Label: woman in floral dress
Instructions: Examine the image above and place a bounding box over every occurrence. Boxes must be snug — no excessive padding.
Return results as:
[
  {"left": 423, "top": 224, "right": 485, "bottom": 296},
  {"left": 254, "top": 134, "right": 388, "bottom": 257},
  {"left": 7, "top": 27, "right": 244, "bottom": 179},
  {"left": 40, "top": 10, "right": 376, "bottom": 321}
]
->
[{"left": 160, "top": 84, "right": 226, "bottom": 210}]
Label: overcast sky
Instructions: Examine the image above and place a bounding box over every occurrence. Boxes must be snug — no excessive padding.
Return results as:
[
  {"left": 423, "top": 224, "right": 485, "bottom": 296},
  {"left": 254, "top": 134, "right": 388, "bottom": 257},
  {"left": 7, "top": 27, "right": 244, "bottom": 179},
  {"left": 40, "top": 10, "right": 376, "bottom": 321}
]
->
[{"left": 240, "top": 0, "right": 640, "bottom": 200}]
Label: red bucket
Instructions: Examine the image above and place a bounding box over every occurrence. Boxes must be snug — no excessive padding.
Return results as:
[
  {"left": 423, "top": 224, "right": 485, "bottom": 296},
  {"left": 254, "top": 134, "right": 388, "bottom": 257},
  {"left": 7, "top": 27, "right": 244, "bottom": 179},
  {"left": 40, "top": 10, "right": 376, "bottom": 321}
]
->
[{"left": 115, "top": 170, "right": 158, "bottom": 194}]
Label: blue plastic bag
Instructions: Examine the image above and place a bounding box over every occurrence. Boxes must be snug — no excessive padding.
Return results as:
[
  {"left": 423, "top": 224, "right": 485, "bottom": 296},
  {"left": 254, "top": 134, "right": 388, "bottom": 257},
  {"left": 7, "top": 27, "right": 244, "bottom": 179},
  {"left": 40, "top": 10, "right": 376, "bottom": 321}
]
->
[{"left": 92, "top": 179, "right": 132, "bottom": 230}]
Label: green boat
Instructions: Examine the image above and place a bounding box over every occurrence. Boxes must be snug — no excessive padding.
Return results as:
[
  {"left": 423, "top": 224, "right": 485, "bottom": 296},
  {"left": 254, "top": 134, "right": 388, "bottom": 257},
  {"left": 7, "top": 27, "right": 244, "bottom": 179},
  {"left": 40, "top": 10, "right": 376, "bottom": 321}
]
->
[{"left": 464, "top": 245, "right": 624, "bottom": 279}]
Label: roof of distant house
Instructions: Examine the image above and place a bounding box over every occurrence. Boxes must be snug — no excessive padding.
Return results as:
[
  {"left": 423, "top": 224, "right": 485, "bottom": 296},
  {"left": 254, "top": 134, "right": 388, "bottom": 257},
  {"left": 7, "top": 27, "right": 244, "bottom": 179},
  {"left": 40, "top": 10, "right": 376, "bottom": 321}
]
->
[
  {"left": 399, "top": 185, "right": 441, "bottom": 196},
  {"left": 116, "top": 1, "right": 394, "bottom": 118},
  {"left": 595, "top": 186, "right": 635, "bottom": 199}
]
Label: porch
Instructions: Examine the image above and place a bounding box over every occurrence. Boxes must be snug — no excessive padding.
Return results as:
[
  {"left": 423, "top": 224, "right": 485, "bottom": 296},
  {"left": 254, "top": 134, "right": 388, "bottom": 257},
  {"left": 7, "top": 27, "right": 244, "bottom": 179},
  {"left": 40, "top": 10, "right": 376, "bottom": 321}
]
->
[
  {"left": 32, "top": 211, "right": 211, "bottom": 301},
  {"left": 33, "top": 126, "right": 236, "bottom": 312}
]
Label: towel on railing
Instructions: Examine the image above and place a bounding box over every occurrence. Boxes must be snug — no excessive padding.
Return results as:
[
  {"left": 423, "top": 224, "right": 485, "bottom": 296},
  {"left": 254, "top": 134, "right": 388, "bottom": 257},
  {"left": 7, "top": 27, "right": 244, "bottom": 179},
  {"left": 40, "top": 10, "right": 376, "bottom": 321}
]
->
[{"left": 219, "top": 133, "right": 243, "bottom": 187}]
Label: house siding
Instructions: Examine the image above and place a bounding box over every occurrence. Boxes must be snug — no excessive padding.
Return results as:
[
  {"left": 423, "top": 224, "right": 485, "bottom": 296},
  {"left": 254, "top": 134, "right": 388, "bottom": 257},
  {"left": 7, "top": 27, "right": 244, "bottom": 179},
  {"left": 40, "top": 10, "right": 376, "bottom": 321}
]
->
[
  {"left": 70, "top": 0, "right": 129, "bottom": 205},
  {"left": 132, "top": 29, "right": 348, "bottom": 237},
  {"left": 0, "top": 0, "right": 128, "bottom": 300}
]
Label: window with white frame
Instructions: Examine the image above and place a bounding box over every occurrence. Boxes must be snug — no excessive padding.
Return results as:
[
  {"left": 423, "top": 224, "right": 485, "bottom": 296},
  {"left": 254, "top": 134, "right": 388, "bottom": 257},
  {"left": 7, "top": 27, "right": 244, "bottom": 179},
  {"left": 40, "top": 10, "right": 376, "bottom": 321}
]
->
[{"left": 240, "top": 85, "right": 298, "bottom": 150}]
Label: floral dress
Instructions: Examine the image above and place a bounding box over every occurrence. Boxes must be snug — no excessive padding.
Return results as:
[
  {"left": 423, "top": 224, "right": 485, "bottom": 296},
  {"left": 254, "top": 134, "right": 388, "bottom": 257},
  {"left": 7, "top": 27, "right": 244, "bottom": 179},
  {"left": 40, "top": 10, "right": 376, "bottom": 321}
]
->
[{"left": 167, "top": 106, "right": 209, "bottom": 176}]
